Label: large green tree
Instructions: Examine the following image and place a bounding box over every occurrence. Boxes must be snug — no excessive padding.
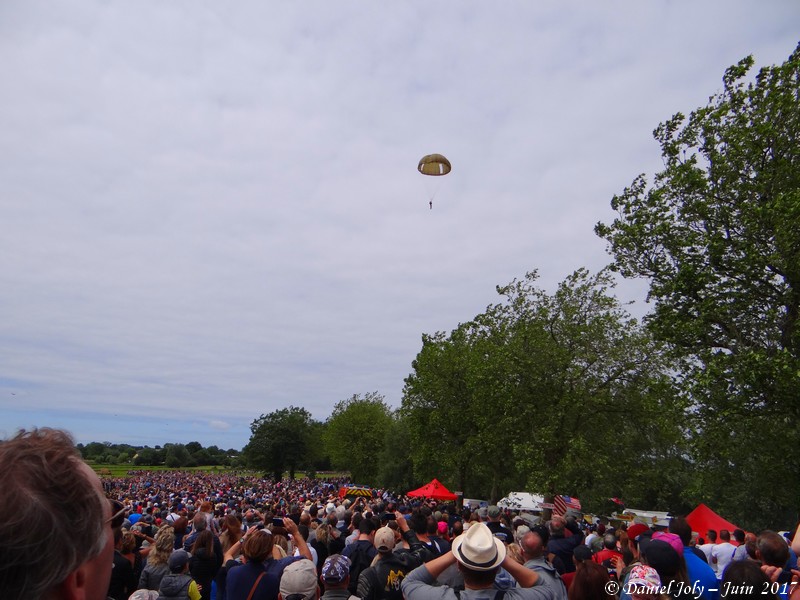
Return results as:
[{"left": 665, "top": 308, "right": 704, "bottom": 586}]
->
[
  {"left": 403, "top": 268, "right": 684, "bottom": 507},
  {"left": 323, "top": 392, "right": 393, "bottom": 484},
  {"left": 486, "top": 269, "right": 686, "bottom": 512},
  {"left": 595, "top": 44, "right": 800, "bottom": 528},
  {"left": 244, "top": 406, "right": 315, "bottom": 480}
]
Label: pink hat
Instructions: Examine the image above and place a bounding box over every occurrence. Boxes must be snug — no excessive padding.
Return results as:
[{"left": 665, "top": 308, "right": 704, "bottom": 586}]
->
[
  {"left": 438, "top": 521, "right": 448, "bottom": 534},
  {"left": 652, "top": 531, "right": 684, "bottom": 556}
]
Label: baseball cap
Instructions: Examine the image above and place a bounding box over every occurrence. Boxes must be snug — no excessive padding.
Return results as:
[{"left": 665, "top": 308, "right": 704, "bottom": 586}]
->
[
  {"left": 321, "top": 554, "right": 351, "bottom": 584},
  {"left": 627, "top": 523, "right": 650, "bottom": 542},
  {"left": 168, "top": 549, "right": 191, "bottom": 572},
  {"left": 374, "top": 526, "right": 396, "bottom": 553},
  {"left": 280, "top": 559, "right": 318, "bottom": 600}
]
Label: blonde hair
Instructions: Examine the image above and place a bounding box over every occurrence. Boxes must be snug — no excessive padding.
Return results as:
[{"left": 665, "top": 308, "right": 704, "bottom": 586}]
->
[{"left": 148, "top": 527, "right": 175, "bottom": 567}]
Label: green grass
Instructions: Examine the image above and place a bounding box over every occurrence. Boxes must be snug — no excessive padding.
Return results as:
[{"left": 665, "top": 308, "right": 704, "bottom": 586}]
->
[
  {"left": 89, "top": 464, "right": 233, "bottom": 478},
  {"left": 89, "top": 464, "right": 349, "bottom": 479}
]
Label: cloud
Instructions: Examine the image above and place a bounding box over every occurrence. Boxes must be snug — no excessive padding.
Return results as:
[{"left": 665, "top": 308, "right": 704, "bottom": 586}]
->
[{"left": 1, "top": 0, "right": 798, "bottom": 448}]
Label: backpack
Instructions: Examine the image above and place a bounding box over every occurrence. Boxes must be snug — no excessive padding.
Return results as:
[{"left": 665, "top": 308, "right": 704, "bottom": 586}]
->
[
  {"left": 422, "top": 539, "right": 443, "bottom": 559},
  {"left": 347, "top": 544, "right": 375, "bottom": 595}
]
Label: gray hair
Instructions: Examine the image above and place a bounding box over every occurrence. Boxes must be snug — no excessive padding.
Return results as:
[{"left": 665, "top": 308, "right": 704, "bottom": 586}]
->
[{"left": 0, "top": 428, "right": 107, "bottom": 600}]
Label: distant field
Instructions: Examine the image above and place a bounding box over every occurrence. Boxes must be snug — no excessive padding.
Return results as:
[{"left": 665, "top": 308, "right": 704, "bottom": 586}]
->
[
  {"left": 90, "top": 464, "right": 347, "bottom": 479},
  {"left": 90, "top": 464, "right": 231, "bottom": 477}
]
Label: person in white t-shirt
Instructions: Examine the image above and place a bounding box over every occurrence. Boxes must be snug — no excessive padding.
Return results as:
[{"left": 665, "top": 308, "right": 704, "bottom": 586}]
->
[
  {"left": 698, "top": 529, "right": 717, "bottom": 573},
  {"left": 710, "top": 529, "right": 737, "bottom": 579}
]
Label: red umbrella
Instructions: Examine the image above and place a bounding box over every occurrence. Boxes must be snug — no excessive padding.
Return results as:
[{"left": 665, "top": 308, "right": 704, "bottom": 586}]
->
[{"left": 406, "top": 478, "right": 458, "bottom": 501}]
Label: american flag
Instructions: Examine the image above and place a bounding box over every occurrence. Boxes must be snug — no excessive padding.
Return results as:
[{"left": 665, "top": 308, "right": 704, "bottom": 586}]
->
[{"left": 553, "top": 495, "right": 582, "bottom": 516}]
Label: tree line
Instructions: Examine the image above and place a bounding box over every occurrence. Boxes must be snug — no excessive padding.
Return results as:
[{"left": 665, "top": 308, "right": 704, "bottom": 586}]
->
[{"left": 79, "top": 441, "right": 240, "bottom": 468}]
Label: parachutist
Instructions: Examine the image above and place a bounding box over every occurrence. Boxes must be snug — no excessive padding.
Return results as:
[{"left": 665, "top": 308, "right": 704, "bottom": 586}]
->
[{"left": 429, "top": 200, "right": 433, "bottom": 210}]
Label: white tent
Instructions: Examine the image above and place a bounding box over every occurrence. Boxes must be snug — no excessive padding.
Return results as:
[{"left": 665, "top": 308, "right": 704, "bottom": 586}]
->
[
  {"left": 498, "top": 492, "right": 545, "bottom": 511},
  {"left": 618, "top": 508, "right": 671, "bottom": 526}
]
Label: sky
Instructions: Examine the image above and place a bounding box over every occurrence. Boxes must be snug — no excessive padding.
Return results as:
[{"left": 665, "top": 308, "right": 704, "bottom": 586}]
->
[{"left": 1, "top": 1, "right": 798, "bottom": 450}]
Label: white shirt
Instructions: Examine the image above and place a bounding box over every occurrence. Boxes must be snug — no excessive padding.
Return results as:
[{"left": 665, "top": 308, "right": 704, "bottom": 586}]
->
[
  {"left": 711, "top": 542, "right": 737, "bottom": 578},
  {"left": 698, "top": 542, "right": 716, "bottom": 568}
]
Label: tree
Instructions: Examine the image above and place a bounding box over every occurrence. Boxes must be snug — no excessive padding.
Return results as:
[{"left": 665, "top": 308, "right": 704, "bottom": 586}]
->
[
  {"left": 595, "top": 44, "right": 800, "bottom": 528},
  {"left": 496, "top": 269, "right": 686, "bottom": 512},
  {"left": 244, "top": 406, "right": 315, "bottom": 480},
  {"left": 403, "top": 269, "right": 685, "bottom": 506},
  {"left": 185, "top": 441, "right": 203, "bottom": 455},
  {"left": 376, "top": 413, "right": 417, "bottom": 493},
  {"left": 134, "top": 447, "right": 159, "bottom": 466},
  {"left": 164, "top": 444, "right": 191, "bottom": 468},
  {"left": 323, "top": 392, "right": 393, "bottom": 484},
  {"left": 402, "top": 311, "right": 532, "bottom": 499}
]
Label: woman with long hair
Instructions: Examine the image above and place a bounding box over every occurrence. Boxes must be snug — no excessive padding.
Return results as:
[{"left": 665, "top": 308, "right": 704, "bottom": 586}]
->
[
  {"left": 172, "top": 516, "right": 189, "bottom": 550},
  {"left": 568, "top": 561, "right": 616, "bottom": 600},
  {"left": 219, "top": 514, "right": 243, "bottom": 556},
  {"left": 138, "top": 526, "right": 175, "bottom": 591},
  {"left": 190, "top": 529, "right": 220, "bottom": 600},
  {"left": 311, "top": 522, "right": 333, "bottom": 570},
  {"left": 120, "top": 530, "right": 143, "bottom": 582}
]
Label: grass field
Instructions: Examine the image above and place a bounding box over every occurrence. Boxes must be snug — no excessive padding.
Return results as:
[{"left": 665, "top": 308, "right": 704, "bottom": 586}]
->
[
  {"left": 90, "top": 464, "right": 233, "bottom": 477},
  {"left": 89, "top": 464, "right": 347, "bottom": 479}
]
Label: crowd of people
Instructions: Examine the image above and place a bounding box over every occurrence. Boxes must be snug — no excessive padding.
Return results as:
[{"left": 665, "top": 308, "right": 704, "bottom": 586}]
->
[{"left": 3, "top": 427, "right": 800, "bottom": 600}]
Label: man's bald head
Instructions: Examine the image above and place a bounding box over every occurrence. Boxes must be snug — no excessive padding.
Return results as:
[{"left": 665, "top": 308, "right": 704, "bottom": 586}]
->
[{"left": 521, "top": 530, "right": 546, "bottom": 559}]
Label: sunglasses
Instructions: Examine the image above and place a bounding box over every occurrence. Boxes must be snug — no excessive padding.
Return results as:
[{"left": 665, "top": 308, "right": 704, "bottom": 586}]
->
[{"left": 107, "top": 499, "right": 126, "bottom": 529}]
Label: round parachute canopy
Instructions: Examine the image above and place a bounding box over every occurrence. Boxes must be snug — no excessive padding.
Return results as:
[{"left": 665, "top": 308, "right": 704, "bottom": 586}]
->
[{"left": 418, "top": 153, "right": 451, "bottom": 176}]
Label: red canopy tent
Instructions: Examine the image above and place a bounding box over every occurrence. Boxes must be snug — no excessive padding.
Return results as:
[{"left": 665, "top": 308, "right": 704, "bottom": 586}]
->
[
  {"left": 686, "top": 503, "right": 741, "bottom": 541},
  {"left": 407, "top": 478, "right": 458, "bottom": 501}
]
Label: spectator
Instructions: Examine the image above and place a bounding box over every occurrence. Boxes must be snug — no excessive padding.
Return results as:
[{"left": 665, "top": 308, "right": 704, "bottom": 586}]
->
[
  {"left": 320, "top": 555, "right": 354, "bottom": 600},
  {"left": 223, "top": 518, "right": 313, "bottom": 600},
  {"left": 668, "top": 519, "right": 718, "bottom": 600},
  {"left": 698, "top": 530, "right": 717, "bottom": 569},
  {"left": 220, "top": 514, "right": 245, "bottom": 556},
  {"left": 157, "top": 549, "right": 201, "bottom": 600},
  {"left": 710, "top": 530, "right": 736, "bottom": 580},
  {"left": 640, "top": 537, "right": 693, "bottom": 599},
  {"left": 139, "top": 526, "right": 175, "bottom": 591},
  {"left": 278, "top": 559, "right": 319, "bottom": 600},
  {"left": 341, "top": 515, "right": 378, "bottom": 594},
  {"left": 567, "top": 561, "right": 614, "bottom": 600},
  {"left": 108, "top": 526, "right": 138, "bottom": 600},
  {"left": 720, "top": 561, "right": 780, "bottom": 600},
  {"left": 190, "top": 529, "right": 221, "bottom": 600},
  {"left": 520, "top": 529, "right": 568, "bottom": 600},
  {"left": 592, "top": 534, "right": 623, "bottom": 570},
  {"left": 401, "top": 523, "right": 553, "bottom": 600},
  {"left": 755, "top": 531, "right": 792, "bottom": 589},
  {"left": 357, "top": 513, "right": 432, "bottom": 600},
  {"left": 486, "top": 506, "right": 514, "bottom": 545},
  {"left": 0, "top": 428, "right": 117, "bottom": 600},
  {"left": 624, "top": 564, "right": 662, "bottom": 600},
  {"left": 548, "top": 516, "right": 584, "bottom": 574}
]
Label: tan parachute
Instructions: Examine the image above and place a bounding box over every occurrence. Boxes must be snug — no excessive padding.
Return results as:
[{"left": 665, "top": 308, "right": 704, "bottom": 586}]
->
[
  {"left": 417, "top": 153, "right": 451, "bottom": 176},
  {"left": 418, "top": 154, "right": 451, "bottom": 209}
]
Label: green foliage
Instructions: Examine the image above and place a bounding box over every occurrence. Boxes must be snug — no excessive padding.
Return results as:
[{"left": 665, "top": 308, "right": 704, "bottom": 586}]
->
[
  {"left": 376, "top": 414, "right": 416, "bottom": 492},
  {"left": 596, "top": 43, "right": 800, "bottom": 529},
  {"left": 80, "top": 440, "right": 233, "bottom": 467},
  {"left": 403, "top": 268, "right": 684, "bottom": 506},
  {"left": 243, "top": 406, "right": 316, "bottom": 480},
  {"left": 323, "top": 392, "right": 393, "bottom": 484}
]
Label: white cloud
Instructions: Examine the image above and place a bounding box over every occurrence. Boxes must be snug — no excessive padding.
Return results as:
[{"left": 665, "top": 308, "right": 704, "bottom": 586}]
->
[{"left": 1, "top": 0, "right": 797, "bottom": 448}]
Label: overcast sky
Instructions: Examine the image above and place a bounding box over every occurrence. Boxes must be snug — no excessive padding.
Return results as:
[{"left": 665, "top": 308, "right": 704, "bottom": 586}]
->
[{"left": 1, "top": 1, "right": 797, "bottom": 450}]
